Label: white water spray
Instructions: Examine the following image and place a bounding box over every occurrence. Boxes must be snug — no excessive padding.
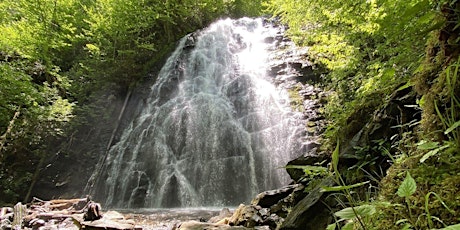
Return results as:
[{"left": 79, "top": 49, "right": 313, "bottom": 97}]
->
[{"left": 94, "top": 18, "right": 306, "bottom": 208}]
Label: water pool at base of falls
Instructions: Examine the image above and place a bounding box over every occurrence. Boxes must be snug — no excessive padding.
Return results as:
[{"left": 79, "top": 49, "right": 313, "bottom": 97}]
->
[{"left": 119, "top": 208, "right": 230, "bottom": 230}]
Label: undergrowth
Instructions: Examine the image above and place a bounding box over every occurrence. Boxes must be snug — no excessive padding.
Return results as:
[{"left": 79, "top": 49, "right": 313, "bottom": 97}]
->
[{"left": 266, "top": 0, "right": 460, "bottom": 228}]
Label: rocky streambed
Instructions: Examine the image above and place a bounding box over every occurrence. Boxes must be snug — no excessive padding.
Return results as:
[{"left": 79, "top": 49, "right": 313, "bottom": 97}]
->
[{"left": 0, "top": 183, "right": 317, "bottom": 230}]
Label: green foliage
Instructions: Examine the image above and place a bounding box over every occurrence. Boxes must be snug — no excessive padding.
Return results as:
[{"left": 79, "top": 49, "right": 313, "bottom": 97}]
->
[
  {"left": 332, "top": 140, "right": 339, "bottom": 173},
  {"left": 321, "top": 181, "right": 370, "bottom": 193},
  {"left": 285, "top": 165, "right": 328, "bottom": 176},
  {"left": 397, "top": 172, "right": 416, "bottom": 198},
  {"left": 335, "top": 204, "right": 376, "bottom": 221},
  {"left": 436, "top": 59, "right": 460, "bottom": 144},
  {"left": 0, "top": 0, "right": 265, "bottom": 204},
  {"left": 265, "top": 0, "right": 460, "bottom": 229},
  {"left": 288, "top": 84, "right": 304, "bottom": 112},
  {"left": 425, "top": 191, "right": 456, "bottom": 229},
  {"left": 265, "top": 0, "right": 444, "bottom": 150},
  {"left": 417, "top": 140, "right": 450, "bottom": 163},
  {"left": 439, "top": 224, "right": 460, "bottom": 230}
]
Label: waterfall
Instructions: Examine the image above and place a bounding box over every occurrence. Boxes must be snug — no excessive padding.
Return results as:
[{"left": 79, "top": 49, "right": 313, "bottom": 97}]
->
[{"left": 94, "top": 18, "right": 306, "bottom": 208}]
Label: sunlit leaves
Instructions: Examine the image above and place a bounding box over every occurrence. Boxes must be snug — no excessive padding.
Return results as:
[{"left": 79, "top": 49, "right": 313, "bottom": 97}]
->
[{"left": 265, "top": 0, "right": 439, "bottom": 152}]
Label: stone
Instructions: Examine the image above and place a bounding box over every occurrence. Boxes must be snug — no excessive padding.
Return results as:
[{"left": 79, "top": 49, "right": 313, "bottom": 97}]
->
[
  {"left": 83, "top": 202, "right": 102, "bottom": 221},
  {"left": 286, "top": 154, "right": 329, "bottom": 182},
  {"left": 209, "top": 208, "right": 233, "bottom": 223},
  {"left": 340, "top": 87, "right": 418, "bottom": 164},
  {"left": 280, "top": 177, "right": 335, "bottom": 230},
  {"left": 258, "top": 208, "right": 269, "bottom": 217},
  {"left": 184, "top": 34, "right": 196, "bottom": 49},
  {"left": 255, "top": 226, "right": 271, "bottom": 230},
  {"left": 179, "top": 221, "right": 249, "bottom": 230},
  {"left": 80, "top": 218, "right": 140, "bottom": 230},
  {"left": 228, "top": 204, "right": 261, "bottom": 228},
  {"left": 57, "top": 217, "right": 79, "bottom": 230},
  {"left": 262, "top": 214, "right": 282, "bottom": 229},
  {"left": 79, "top": 211, "right": 141, "bottom": 230},
  {"left": 0, "top": 207, "right": 13, "bottom": 219},
  {"left": 0, "top": 213, "right": 13, "bottom": 222},
  {"left": 251, "top": 184, "right": 302, "bottom": 208}
]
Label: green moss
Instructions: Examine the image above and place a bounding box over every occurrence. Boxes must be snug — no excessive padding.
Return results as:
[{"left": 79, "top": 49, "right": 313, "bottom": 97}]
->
[
  {"left": 368, "top": 152, "right": 460, "bottom": 229},
  {"left": 288, "top": 84, "right": 304, "bottom": 112}
]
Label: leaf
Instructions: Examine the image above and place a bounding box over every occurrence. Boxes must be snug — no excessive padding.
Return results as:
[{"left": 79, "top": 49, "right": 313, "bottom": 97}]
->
[
  {"left": 397, "top": 172, "right": 416, "bottom": 198},
  {"left": 332, "top": 140, "right": 339, "bottom": 172},
  {"left": 285, "top": 165, "right": 328, "bottom": 173},
  {"left": 420, "top": 144, "right": 449, "bottom": 163},
  {"left": 401, "top": 223, "right": 413, "bottom": 230},
  {"left": 397, "top": 80, "right": 412, "bottom": 91},
  {"left": 326, "top": 223, "right": 337, "bottom": 230},
  {"left": 334, "top": 204, "right": 376, "bottom": 220},
  {"left": 416, "top": 140, "right": 439, "bottom": 150},
  {"left": 321, "top": 181, "right": 369, "bottom": 192},
  {"left": 402, "top": 0, "right": 429, "bottom": 19},
  {"left": 445, "top": 120, "right": 460, "bottom": 134},
  {"left": 438, "top": 223, "right": 460, "bottom": 230},
  {"left": 395, "top": 219, "right": 409, "bottom": 225},
  {"left": 85, "top": 43, "right": 100, "bottom": 53},
  {"left": 342, "top": 222, "right": 355, "bottom": 230},
  {"left": 418, "top": 18, "right": 445, "bottom": 35}
]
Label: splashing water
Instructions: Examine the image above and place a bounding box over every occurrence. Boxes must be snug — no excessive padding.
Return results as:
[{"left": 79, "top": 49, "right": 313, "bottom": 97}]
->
[{"left": 93, "top": 18, "right": 306, "bottom": 208}]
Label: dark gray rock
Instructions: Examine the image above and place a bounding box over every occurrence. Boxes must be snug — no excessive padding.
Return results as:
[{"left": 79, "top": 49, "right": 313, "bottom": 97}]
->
[
  {"left": 280, "top": 177, "right": 335, "bottom": 230},
  {"left": 286, "top": 154, "right": 329, "bottom": 182},
  {"left": 251, "top": 184, "right": 302, "bottom": 208},
  {"left": 179, "top": 221, "right": 250, "bottom": 230},
  {"left": 340, "top": 87, "right": 418, "bottom": 162},
  {"left": 83, "top": 202, "right": 102, "bottom": 221}
]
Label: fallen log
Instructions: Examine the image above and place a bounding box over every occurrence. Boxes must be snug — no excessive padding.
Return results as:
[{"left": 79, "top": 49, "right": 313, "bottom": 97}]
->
[
  {"left": 49, "top": 197, "right": 89, "bottom": 205},
  {"left": 0, "top": 207, "right": 13, "bottom": 220},
  {"left": 31, "top": 196, "right": 90, "bottom": 213},
  {"left": 12, "top": 202, "right": 27, "bottom": 229},
  {"left": 1, "top": 198, "right": 143, "bottom": 230}
]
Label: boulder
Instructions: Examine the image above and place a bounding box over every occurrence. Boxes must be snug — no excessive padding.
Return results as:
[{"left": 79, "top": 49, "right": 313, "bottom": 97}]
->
[
  {"left": 179, "top": 220, "right": 250, "bottom": 230},
  {"left": 79, "top": 211, "right": 141, "bottom": 230},
  {"left": 209, "top": 208, "right": 233, "bottom": 224},
  {"left": 83, "top": 201, "right": 102, "bottom": 221},
  {"left": 280, "top": 177, "right": 335, "bottom": 230},
  {"left": 251, "top": 184, "right": 303, "bottom": 208},
  {"left": 286, "top": 154, "right": 329, "bottom": 182},
  {"left": 228, "top": 204, "right": 261, "bottom": 228}
]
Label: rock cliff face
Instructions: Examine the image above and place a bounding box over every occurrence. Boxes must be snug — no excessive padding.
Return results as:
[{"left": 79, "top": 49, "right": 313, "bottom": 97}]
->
[
  {"left": 213, "top": 18, "right": 421, "bottom": 230},
  {"left": 205, "top": 19, "right": 335, "bottom": 230}
]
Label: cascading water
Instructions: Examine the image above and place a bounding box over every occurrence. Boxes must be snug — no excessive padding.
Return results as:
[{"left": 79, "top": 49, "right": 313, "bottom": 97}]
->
[{"left": 93, "top": 18, "right": 306, "bottom": 208}]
